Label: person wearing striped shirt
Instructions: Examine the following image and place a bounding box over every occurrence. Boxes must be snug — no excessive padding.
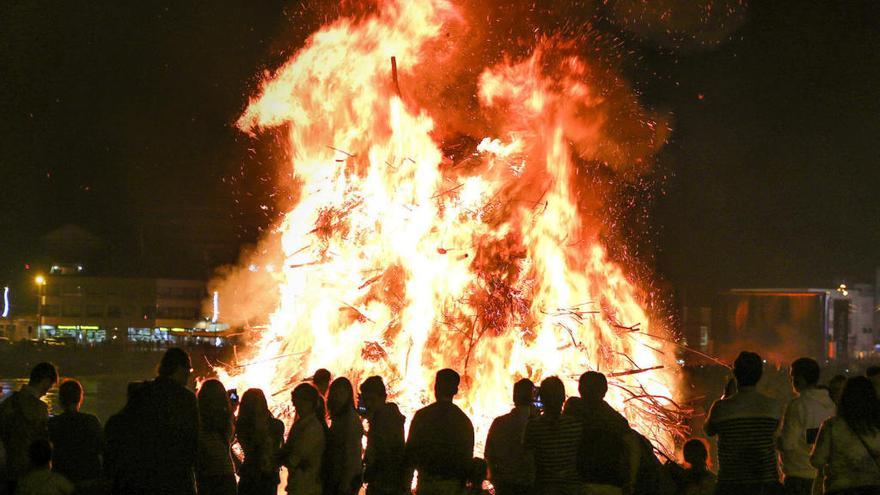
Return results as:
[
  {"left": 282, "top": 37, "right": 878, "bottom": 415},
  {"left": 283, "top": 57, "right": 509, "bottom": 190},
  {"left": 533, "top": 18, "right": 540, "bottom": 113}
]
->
[
  {"left": 523, "top": 376, "right": 583, "bottom": 495},
  {"left": 704, "top": 351, "right": 783, "bottom": 495}
]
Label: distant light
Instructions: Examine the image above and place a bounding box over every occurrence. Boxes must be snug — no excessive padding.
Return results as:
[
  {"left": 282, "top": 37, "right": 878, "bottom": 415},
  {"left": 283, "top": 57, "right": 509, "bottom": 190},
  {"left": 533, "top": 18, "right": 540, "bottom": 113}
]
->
[
  {"left": 2, "top": 287, "right": 9, "bottom": 318},
  {"left": 211, "top": 291, "right": 219, "bottom": 323},
  {"left": 34, "top": 275, "right": 46, "bottom": 286},
  {"left": 265, "top": 264, "right": 275, "bottom": 273},
  {"left": 248, "top": 264, "right": 258, "bottom": 272},
  {"left": 77, "top": 264, "right": 83, "bottom": 272}
]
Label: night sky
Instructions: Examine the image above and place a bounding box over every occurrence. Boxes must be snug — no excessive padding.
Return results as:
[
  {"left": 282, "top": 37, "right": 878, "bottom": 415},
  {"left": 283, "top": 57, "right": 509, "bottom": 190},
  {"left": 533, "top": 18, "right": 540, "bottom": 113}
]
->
[{"left": 1, "top": 1, "right": 878, "bottom": 301}]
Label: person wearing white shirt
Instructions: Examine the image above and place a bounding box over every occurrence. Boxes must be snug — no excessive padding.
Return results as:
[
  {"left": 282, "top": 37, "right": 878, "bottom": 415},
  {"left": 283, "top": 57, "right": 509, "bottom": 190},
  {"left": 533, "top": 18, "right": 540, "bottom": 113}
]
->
[{"left": 777, "top": 358, "right": 836, "bottom": 495}]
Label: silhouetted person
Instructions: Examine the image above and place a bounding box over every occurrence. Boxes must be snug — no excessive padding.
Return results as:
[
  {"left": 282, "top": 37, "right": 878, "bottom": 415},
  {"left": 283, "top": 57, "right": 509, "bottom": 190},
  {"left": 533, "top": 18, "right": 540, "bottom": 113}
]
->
[
  {"left": 678, "top": 439, "right": 716, "bottom": 495},
  {"left": 485, "top": 378, "right": 535, "bottom": 495},
  {"left": 866, "top": 366, "right": 880, "bottom": 396},
  {"left": 704, "top": 351, "right": 782, "bottom": 495},
  {"left": 359, "top": 376, "right": 405, "bottom": 495},
  {"left": 280, "top": 383, "right": 326, "bottom": 495},
  {"left": 236, "top": 388, "right": 284, "bottom": 495},
  {"left": 103, "top": 381, "right": 146, "bottom": 493},
  {"left": 811, "top": 376, "right": 880, "bottom": 494},
  {"left": 827, "top": 375, "right": 846, "bottom": 407},
  {"left": 47, "top": 380, "right": 103, "bottom": 490},
  {"left": 405, "top": 369, "right": 475, "bottom": 494},
  {"left": 0, "top": 362, "right": 57, "bottom": 491},
  {"left": 197, "top": 379, "right": 237, "bottom": 495},
  {"left": 125, "top": 347, "right": 199, "bottom": 495},
  {"left": 313, "top": 369, "right": 332, "bottom": 399},
  {"left": 466, "top": 458, "right": 491, "bottom": 495},
  {"left": 562, "top": 396, "right": 583, "bottom": 418},
  {"left": 523, "top": 376, "right": 582, "bottom": 495},
  {"left": 325, "top": 377, "right": 364, "bottom": 495},
  {"left": 778, "top": 358, "right": 835, "bottom": 495},
  {"left": 578, "top": 371, "right": 639, "bottom": 495},
  {"left": 13, "top": 439, "right": 72, "bottom": 495}
]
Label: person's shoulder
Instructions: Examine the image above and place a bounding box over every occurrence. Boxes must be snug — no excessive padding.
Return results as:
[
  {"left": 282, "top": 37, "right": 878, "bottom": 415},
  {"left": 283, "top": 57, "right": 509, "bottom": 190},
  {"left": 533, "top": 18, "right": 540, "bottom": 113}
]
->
[
  {"left": 756, "top": 392, "right": 783, "bottom": 415},
  {"left": 271, "top": 416, "right": 285, "bottom": 432}
]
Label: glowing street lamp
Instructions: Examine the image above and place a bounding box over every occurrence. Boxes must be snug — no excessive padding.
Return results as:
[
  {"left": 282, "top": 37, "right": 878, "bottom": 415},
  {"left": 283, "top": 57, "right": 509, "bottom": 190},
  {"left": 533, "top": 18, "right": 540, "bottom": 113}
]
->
[{"left": 35, "top": 275, "right": 46, "bottom": 338}]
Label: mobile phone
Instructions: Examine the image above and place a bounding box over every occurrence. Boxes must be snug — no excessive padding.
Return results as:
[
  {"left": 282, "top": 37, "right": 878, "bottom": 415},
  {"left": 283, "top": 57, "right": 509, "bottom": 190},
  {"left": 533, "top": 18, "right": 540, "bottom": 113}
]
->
[
  {"left": 228, "top": 388, "right": 239, "bottom": 405},
  {"left": 532, "top": 392, "right": 544, "bottom": 411},
  {"left": 357, "top": 393, "right": 367, "bottom": 415}
]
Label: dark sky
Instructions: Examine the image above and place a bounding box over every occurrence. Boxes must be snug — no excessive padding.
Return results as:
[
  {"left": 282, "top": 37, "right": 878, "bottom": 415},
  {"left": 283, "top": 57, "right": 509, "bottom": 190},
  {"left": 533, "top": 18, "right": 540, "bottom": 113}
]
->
[{"left": 1, "top": 1, "right": 878, "bottom": 298}]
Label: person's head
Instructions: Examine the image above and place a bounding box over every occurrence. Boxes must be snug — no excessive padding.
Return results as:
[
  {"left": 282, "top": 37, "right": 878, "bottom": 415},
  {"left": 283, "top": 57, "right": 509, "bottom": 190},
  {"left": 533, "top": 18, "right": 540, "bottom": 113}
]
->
[
  {"left": 198, "top": 379, "right": 232, "bottom": 435},
  {"left": 28, "top": 439, "right": 53, "bottom": 470},
  {"left": 733, "top": 351, "right": 763, "bottom": 387},
  {"left": 578, "top": 371, "right": 608, "bottom": 402},
  {"left": 313, "top": 368, "right": 331, "bottom": 396},
  {"left": 563, "top": 396, "right": 584, "bottom": 417},
  {"left": 513, "top": 378, "right": 535, "bottom": 408},
  {"left": 328, "top": 377, "right": 356, "bottom": 419},
  {"left": 434, "top": 369, "right": 460, "bottom": 402},
  {"left": 158, "top": 347, "right": 192, "bottom": 386},
  {"left": 58, "top": 379, "right": 83, "bottom": 413},
  {"left": 292, "top": 383, "right": 321, "bottom": 419},
  {"left": 683, "top": 438, "right": 710, "bottom": 470},
  {"left": 828, "top": 374, "right": 847, "bottom": 405},
  {"left": 237, "top": 388, "right": 271, "bottom": 434},
  {"left": 838, "top": 376, "right": 880, "bottom": 435},
  {"left": 28, "top": 362, "right": 58, "bottom": 396},
  {"left": 539, "top": 376, "right": 566, "bottom": 415},
  {"left": 360, "top": 375, "right": 387, "bottom": 413},
  {"left": 468, "top": 457, "right": 488, "bottom": 490},
  {"left": 790, "top": 357, "right": 821, "bottom": 392}
]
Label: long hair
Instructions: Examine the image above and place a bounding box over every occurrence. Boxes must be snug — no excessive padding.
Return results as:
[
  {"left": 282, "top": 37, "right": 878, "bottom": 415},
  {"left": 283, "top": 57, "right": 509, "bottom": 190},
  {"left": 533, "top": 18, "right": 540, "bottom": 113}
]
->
[
  {"left": 327, "top": 377, "right": 356, "bottom": 421},
  {"left": 838, "top": 376, "right": 880, "bottom": 435},
  {"left": 237, "top": 388, "right": 271, "bottom": 443},
  {"left": 198, "top": 379, "right": 233, "bottom": 439}
]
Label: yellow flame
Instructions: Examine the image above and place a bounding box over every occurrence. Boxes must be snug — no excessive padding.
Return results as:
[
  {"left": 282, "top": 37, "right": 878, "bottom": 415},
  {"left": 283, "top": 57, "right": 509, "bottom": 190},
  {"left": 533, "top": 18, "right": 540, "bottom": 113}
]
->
[{"left": 221, "top": 0, "right": 680, "bottom": 454}]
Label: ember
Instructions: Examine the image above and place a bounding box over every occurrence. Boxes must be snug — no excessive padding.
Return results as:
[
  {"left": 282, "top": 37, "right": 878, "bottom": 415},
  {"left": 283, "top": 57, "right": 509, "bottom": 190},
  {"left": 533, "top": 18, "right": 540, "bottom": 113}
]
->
[{"left": 218, "top": 0, "right": 685, "bottom": 455}]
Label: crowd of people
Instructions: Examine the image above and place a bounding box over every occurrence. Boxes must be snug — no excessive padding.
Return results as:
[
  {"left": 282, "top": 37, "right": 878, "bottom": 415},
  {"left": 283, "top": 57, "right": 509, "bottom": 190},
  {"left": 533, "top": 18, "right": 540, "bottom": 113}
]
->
[{"left": 1, "top": 347, "right": 879, "bottom": 495}]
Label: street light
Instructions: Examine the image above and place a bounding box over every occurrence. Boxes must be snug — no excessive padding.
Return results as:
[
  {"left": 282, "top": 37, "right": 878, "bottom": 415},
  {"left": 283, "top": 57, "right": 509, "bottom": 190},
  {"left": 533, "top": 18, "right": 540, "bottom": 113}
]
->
[{"left": 35, "top": 275, "right": 46, "bottom": 339}]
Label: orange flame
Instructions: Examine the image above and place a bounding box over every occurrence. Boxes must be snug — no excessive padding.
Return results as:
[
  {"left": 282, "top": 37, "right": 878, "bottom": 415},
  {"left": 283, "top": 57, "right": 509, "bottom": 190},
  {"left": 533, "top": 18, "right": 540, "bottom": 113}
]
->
[{"left": 220, "top": 0, "right": 681, "bottom": 454}]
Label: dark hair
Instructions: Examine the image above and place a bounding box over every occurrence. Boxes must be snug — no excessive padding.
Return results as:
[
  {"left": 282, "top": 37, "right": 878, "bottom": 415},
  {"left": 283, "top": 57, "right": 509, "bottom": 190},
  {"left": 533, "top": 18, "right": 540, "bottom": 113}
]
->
[
  {"left": 29, "top": 362, "right": 58, "bottom": 386},
  {"left": 58, "top": 379, "right": 83, "bottom": 408},
  {"left": 469, "top": 457, "right": 488, "bottom": 488},
  {"left": 513, "top": 378, "right": 535, "bottom": 407},
  {"left": 28, "top": 439, "right": 53, "bottom": 468},
  {"left": 563, "top": 396, "right": 584, "bottom": 417},
  {"left": 435, "top": 369, "right": 460, "bottom": 398},
  {"left": 733, "top": 351, "right": 763, "bottom": 387},
  {"left": 683, "top": 438, "right": 709, "bottom": 468},
  {"left": 838, "top": 376, "right": 880, "bottom": 435},
  {"left": 236, "top": 388, "right": 271, "bottom": 443},
  {"left": 292, "top": 383, "right": 327, "bottom": 430},
  {"left": 313, "top": 369, "right": 331, "bottom": 387},
  {"left": 791, "top": 357, "right": 820, "bottom": 386},
  {"left": 158, "top": 348, "right": 191, "bottom": 377},
  {"left": 866, "top": 366, "right": 880, "bottom": 378},
  {"left": 328, "top": 377, "right": 356, "bottom": 420},
  {"left": 578, "top": 371, "right": 608, "bottom": 400},
  {"left": 198, "top": 379, "right": 233, "bottom": 438},
  {"left": 539, "top": 376, "right": 566, "bottom": 413},
  {"left": 360, "top": 376, "right": 387, "bottom": 399}
]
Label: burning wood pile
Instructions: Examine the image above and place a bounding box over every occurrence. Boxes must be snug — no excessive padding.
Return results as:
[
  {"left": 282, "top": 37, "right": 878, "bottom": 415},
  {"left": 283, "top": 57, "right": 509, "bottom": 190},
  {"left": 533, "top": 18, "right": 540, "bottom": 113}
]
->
[{"left": 217, "top": 0, "right": 687, "bottom": 454}]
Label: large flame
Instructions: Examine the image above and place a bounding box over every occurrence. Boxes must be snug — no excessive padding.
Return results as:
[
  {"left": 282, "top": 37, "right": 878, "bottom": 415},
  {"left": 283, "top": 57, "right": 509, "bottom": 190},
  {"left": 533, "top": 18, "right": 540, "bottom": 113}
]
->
[{"left": 221, "top": 0, "right": 682, "bottom": 454}]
